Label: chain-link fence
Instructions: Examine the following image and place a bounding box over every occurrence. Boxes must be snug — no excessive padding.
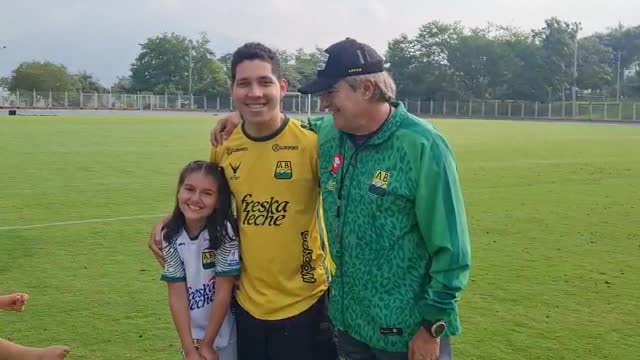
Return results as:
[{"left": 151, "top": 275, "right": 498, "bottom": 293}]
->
[{"left": 1, "top": 90, "right": 638, "bottom": 121}]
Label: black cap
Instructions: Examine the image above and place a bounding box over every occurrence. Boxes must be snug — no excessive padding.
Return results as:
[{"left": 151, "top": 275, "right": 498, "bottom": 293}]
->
[{"left": 298, "top": 38, "right": 384, "bottom": 94}]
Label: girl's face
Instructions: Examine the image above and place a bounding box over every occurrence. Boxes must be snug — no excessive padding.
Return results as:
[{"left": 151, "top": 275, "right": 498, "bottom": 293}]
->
[{"left": 178, "top": 171, "right": 219, "bottom": 225}]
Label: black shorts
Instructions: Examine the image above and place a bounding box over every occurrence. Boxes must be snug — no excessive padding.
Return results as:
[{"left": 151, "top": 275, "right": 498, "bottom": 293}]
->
[{"left": 235, "top": 293, "right": 337, "bottom": 360}]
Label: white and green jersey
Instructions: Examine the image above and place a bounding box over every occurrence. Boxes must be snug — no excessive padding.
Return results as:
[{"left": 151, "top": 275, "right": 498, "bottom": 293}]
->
[{"left": 161, "top": 222, "right": 240, "bottom": 349}]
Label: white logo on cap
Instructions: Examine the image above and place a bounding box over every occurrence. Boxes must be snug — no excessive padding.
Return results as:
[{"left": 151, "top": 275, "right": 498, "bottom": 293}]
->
[
  {"left": 317, "top": 52, "right": 329, "bottom": 70},
  {"left": 357, "top": 49, "right": 365, "bottom": 64}
]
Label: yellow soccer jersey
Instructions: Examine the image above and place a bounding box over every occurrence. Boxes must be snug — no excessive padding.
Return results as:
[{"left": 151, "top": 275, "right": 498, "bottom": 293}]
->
[{"left": 211, "top": 116, "right": 330, "bottom": 320}]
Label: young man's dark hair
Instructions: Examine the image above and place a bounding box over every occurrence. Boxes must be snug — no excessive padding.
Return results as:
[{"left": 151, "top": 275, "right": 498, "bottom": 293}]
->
[{"left": 230, "top": 42, "right": 282, "bottom": 83}]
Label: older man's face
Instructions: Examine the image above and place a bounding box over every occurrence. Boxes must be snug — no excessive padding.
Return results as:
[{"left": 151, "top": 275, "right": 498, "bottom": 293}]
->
[{"left": 320, "top": 80, "right": 369, "bottom": 134}]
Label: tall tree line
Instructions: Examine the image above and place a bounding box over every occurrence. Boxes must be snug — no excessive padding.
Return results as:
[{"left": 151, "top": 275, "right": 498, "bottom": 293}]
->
[{"left": 2, "top": 18, "right": 639, "bottom": 101}]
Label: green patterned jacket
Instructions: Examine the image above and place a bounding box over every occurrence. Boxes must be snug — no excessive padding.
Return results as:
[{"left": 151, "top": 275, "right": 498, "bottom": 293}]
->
[{"left": 311, "top": 101, "right": 471, "bottom": 352}]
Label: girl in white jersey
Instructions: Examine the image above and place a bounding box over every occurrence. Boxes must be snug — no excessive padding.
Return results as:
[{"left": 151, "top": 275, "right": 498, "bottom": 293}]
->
[{"left": 161, "top": 161, "right": 240, "bottom": 360}]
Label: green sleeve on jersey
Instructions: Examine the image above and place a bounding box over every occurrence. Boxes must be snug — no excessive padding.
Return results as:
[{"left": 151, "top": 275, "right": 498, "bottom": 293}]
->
[
  {"left": 216, "top": 269, "right": 241, "bottom": 277},
  {"left": 215, "top": 223, "right": 241, "bottom": 277},
  {"left": 160, "top": 240, "right": 186, "bottom": 283}
]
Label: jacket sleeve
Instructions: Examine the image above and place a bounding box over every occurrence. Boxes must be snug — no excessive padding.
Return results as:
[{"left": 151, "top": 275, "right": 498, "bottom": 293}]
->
[
  {"left": 304, "top": 116, "right": 328, "bottom": 133},
  {"left": 414, "top": 134, "right": 471, "bottom": 328}
]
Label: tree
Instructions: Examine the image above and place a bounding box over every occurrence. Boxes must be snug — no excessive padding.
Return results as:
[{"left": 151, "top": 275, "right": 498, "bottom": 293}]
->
[
  {"left": 218, "top": 52, "right": 233, "bottom": 80},
  {"left": 192, "top": 60, "right": 229, "bottom": 97},
  {"left": 496, "top": 30, "right": 550, "bottom": 101},
  {"left": 576, "top": 37, "right": 614, "bottom": 92},
  {"left": 448, "top": 34, "right": 503, "bottom": 99},
  {"left": 129, "top": 32, "right": 228, "bottom": 95},
  {"left": 75, "top": 71, "right": 106, "bottom": 92},
  {"left": 386, "top": 34, "right": 423, "bottom": 98},
  {"left": 188, "top": 33, "right": 229, "bottom": 96},
  {"left": 290, "top": 47, "right": 325, "bottom": 91},
  {"left": 599, "top": 24, "right": 640, "bottom": 70},
  {"left": 130, "top": 32, "right": 190, "bottom": 93},
  {"left": 533, "top": 17, "right": 581, "bottom": 101},
  {"left": 386, "top": 21, "right": 465, "bottom": 100},
  {"left": 273, "top": 49, "right": 300, "bottom": 90},
  {"left": 111, "top": 76, "right": 132, "bottom": 93},
  {"left": 414, "top": 21, "right": 464, "bottom": 66},
  {"left": 385, "top": 18, "right": 635, "bottom": 102},
  {"left": 458, "top": 23, "right": 549, "bottom": 101},
  {"left": 596, "top": 24, "right": 640, "bottom": 97},
  {"left": 414, "top": 21, "right": 465, "bottom": 100},
  {"left": 624, "top": 69, "right": 640, "bottom": 97},
  {"left": 7, "top": 61, "right": 80, "bottom": 91}
]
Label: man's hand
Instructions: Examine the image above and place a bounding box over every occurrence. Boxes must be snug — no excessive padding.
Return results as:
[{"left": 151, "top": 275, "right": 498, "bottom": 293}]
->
[
  {"left": 211, "top": 112, "right": 242, "bottom": 146},
  {"left": 0, "top": 293, "right": 29, "bottom": 312},
  {"left": 409, "top": 327, "right": 440, "bottom": 360},
  {"left": 148, "top": 219, "right": 167, "bottom": 267},
  {"left": 34, "top": 345, "right": 71, "bottom": 360},
  {"left": 198, "top": 344, "right": 219, "bottom": 360}
]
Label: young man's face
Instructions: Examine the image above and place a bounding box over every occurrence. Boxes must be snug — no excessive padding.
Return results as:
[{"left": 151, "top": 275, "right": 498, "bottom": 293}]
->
[{"left": 231, "top": 60, "right": 287, "bottom": 125}]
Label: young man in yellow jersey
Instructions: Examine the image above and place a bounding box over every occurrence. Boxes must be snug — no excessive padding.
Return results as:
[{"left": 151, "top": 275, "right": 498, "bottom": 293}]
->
[{"left": 149, "top": 43, "right": 335, "bottom": 360}]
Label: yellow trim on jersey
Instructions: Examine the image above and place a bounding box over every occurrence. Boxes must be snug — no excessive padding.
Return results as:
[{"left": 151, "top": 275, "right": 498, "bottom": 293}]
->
[
  {"left": 317, "top": 194, "right": 335, "bottom": 278},
  {"left": 211, "top": 117, "right": 330, "bottom": 320}
]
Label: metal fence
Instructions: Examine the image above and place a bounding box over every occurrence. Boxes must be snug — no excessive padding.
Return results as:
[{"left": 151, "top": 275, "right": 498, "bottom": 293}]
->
[
  {"left": 1, "top": 90, "right": 638, "bottom": 121},
  {"left": 0, "top": 90, "right": 231, "bottom": 111},
  {"left": 402, "top": 98, "right": 639, "bottom": 121}
]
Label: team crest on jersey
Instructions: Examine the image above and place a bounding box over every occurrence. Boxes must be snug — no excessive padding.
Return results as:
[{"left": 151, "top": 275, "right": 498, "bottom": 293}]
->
[
  {"left": 202, "top": 250, "right": 216, "bottom": 270},
  {"left": 368, "top": 170, "right": 390, "bottom": 197},
  {"left": 274, "top": 161, "right": 293, "bottom": 180}
]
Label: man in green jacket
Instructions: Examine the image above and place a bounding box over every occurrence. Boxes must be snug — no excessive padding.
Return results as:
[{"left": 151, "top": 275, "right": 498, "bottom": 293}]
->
[
  {"left": 297, "top": 38, "right": 471, "bottom": 360},
  {"left": 212, "top": 38, "right": 471, "bottom": 360}
]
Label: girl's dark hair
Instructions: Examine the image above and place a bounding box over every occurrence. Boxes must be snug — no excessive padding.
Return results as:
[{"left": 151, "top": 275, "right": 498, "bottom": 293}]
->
[{"left": 163, "top": 160, "right": 237, "bottom": 250}]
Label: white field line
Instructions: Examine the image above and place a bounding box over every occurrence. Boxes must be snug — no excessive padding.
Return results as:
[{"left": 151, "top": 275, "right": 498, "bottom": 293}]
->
[{"left": 0, "top": 214, "right": 165, "bottom": 231}]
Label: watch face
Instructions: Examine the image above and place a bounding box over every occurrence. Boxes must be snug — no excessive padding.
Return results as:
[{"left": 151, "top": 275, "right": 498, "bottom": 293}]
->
[{"left": 432, "top": 322, "right": 447, "bottom": 338}]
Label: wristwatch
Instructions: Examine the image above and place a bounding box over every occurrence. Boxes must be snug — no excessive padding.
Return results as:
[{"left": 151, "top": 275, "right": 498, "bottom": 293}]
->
[{"left": 421, "top": 320, "right": 447, "bottom": 338}]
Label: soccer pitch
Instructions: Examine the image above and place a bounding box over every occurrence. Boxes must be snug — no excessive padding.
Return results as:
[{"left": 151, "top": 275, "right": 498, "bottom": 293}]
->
[{"left": 1, "top": 114, "right": 638, "bottom": 359}]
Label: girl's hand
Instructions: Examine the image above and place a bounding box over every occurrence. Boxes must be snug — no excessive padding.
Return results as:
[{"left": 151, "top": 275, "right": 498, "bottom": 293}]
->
[
  {"left": 183, "top": 349, "right": 204, "bottom": 360},
  {"left": 199, "top": 345, "right": 218, "bottom": 360},
  {"left": 0, "top": 293, "right": 29, "bottom": 312},
  {"left": 34, "top": 345, "right": 70, "bottom": 360}
]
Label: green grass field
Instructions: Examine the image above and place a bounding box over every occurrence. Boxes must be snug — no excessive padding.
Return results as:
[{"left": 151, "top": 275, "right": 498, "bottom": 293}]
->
[{"left": 1, "top": 114, "right": 639, "bottom": 359}]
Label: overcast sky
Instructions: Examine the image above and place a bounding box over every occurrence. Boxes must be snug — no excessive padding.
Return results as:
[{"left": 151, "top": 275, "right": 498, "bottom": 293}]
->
[{"left": 0, "top": 0, "right": 637, "bottom": 86}]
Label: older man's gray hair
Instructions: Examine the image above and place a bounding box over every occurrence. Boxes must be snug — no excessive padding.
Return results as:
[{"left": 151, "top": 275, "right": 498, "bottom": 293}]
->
[{"left": 343, "top": 71, "right": 397, "bottom": 102}]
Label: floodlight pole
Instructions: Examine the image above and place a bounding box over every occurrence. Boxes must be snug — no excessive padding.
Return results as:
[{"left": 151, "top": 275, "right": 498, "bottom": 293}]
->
[
  {"left": 616, "top": 50, "right": 621, "bottom": 103},
  {"left": 188, "top": 45, "right": 193, "bottom": 97},
  {"left": 572, "top": 35, "right": 578, "bottom": 118}
]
